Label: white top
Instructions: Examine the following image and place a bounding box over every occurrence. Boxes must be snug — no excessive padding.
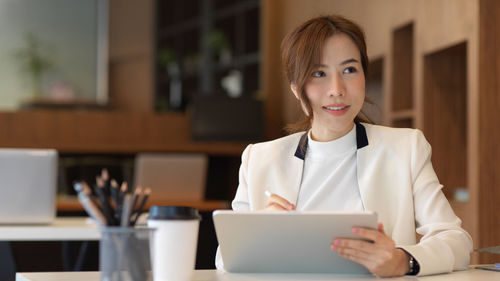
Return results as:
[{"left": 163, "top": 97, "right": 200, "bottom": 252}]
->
[
  {"left": 296, "top": 127, "right": 363, "bottom": 211},
  {"left": 15, "top": 268, "right": 500, "bottom": 281}
]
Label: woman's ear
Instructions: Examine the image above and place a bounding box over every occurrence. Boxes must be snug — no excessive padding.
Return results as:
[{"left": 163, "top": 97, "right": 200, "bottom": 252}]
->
[
  {"left": 290, "top": 84, "right": 300, "bottom": 100},
  {"left": 290, "top": 84, "right": 310, "bottom": 116}
]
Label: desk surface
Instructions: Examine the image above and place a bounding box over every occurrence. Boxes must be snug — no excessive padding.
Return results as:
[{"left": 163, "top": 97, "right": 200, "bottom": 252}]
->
[
  {"left": 14, "top": 268, "right": 500, "bottom": 281},
  {"left": 0, "top": 217, "right": 99, "bottom": 241}
]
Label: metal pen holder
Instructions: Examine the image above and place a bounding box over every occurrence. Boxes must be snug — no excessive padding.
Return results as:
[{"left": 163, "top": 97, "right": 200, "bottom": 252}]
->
[{"left": 100, "top": 227, "right": 155, "bottom": 281}]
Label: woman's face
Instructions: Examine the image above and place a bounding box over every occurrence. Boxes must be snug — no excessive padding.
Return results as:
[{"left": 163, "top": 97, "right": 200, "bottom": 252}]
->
[{"left": 301, "top": 33, "right": 365, "bottom": 142}]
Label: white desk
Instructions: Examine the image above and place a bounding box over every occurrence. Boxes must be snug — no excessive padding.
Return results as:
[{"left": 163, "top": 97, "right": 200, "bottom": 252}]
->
[
  {"left": 14, "top": 268, "right": 500, "bottom": 281},
  {"left": 0, "top": 217, "right": 99, "bottom": 241},
  {"left": 0, "top": 217, "right": 100, "bottom": 273}
]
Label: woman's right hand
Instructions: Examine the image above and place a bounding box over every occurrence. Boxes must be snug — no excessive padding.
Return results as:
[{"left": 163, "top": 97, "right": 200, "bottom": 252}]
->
[{"left": 261, "top": 192, "right": 296, "bottom": 211}]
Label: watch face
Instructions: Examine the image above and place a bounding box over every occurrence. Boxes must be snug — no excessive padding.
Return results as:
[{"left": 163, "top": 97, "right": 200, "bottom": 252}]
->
[{"left": 407, "top": 255, "right": 419, "bottom": 275}]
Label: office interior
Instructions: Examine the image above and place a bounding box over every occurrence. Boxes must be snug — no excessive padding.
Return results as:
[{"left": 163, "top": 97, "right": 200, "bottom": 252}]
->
[{"left": 1, "top": 0, "right": 500, "bottom": 277}]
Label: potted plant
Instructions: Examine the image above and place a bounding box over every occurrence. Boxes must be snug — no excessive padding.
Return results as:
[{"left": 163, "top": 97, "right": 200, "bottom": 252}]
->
[{"left": 12, "top": 33, "right": 54, "bottom": 99}]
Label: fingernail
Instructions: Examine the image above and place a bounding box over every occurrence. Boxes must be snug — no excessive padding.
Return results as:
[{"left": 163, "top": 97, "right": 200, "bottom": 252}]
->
[
  {"left": 334, "top": 239, "right": 341, "bottom": 245},
  {"left": 288, "top": 204, "right": 295, "bottom": 210},
  {"left": 330, "top": 244, "right": 336, "bottom": 250},
  {"left": 352, "top": 227, "right": 359, "bottom": 234}
]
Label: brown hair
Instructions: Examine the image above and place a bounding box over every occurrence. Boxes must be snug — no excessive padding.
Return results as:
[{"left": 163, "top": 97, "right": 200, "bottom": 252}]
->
[{"left": 281, "top": 15, "right": 370, "bottom": 133}]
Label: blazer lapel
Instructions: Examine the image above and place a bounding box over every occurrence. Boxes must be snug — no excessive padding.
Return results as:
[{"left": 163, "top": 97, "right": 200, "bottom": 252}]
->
[
  {"left": 355, "top": 122, "right": 373, "bottom": 211},
  {"left": 284, "top": 132, "right": 307, "bottom": 206}
]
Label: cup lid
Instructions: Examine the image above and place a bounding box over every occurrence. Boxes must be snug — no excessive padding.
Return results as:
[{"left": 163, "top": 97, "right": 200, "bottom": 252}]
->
[{"left": 148, "top": 206, "right": 201, "bottom": 220}]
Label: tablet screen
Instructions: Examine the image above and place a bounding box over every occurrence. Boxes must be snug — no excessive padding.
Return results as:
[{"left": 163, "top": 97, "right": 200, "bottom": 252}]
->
[{"left": 213, "top": 210, "right": 377, "bottom": 274}]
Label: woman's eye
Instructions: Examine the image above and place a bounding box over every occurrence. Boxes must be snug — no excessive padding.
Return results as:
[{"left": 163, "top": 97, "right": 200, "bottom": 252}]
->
[
  {"left": 343, "top": 66, "right": 357, "bottom": 74},
  {"left": 311, "top": 71, "right": 325, "bottom": 78}
]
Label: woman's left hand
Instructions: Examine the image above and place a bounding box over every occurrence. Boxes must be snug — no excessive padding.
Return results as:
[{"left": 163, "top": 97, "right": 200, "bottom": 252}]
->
[{"left": 330, "top": 222, "right": 409, "bottom": 277}]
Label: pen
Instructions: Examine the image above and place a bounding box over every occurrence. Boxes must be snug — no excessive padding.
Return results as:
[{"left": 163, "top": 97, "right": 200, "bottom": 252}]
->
[{"left": 74, "top": 182, "right": 107, "bottom": 226}]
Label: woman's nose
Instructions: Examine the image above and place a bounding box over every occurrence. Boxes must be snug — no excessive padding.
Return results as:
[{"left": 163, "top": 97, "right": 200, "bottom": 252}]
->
[{"left": 326, "top": 72, "right": 345, "bottom": 97}]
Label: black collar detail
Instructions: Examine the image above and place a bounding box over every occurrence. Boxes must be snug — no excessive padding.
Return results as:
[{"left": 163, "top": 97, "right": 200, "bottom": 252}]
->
[
  {"left": 293, "top": 122, "right": 369, "bottom": 160},
  {"left": 355, "top": 121, "right": 369, "bottom": 149},
  {"left": 294, "top": 132, "right": 308, "bottom": 160}
]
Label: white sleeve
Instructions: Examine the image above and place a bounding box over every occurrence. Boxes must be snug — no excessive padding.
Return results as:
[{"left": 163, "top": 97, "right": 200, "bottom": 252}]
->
[
  {"left": 400, "top": 130, "right": 472, "bottom": 276},
  {"left": 215, "top": 247, "right": 224, "bottom": 271},
  {"left": 215, "top": 144, "right": 253, "bottom": 270},
  {"left": 231, "top": 144, "right": 252, "bottom": 211}
]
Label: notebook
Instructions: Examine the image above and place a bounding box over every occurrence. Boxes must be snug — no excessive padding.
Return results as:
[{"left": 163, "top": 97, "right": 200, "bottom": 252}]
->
[
  {"left": 0, "top": 149, "right": 58, "bottom": 224},
  {"left": 213, "top": 210, "right": 378, "bottom": 274}
]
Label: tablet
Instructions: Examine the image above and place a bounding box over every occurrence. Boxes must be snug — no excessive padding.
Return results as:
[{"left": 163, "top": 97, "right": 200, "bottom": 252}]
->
[{"left": 213, "top": 210, "right": 377, "bottom": 274}]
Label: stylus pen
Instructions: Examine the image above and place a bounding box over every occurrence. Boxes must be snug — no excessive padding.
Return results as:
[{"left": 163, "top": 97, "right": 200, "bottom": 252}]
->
[
  {"left": 265, "top": 190, "right": 272, "bottom": 198},
  {"left": 265, "top": 190, "right": 296, "bottom": 210}
]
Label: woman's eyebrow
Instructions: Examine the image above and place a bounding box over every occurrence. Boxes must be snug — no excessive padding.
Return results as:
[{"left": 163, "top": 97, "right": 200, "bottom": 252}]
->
[
  {"left": 313, "top": 58, "right": 359, "bottom": 68},
  {"left": 340, "top": 58, "right": 359, "bottom": 65}
]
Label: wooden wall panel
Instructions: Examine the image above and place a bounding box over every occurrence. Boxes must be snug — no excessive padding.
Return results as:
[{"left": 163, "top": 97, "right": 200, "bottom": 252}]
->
[
  {"left": 478, "top": 0, "right": 500, "bottom": 263},
  {"left": 108, "top": 0, "right": 154, "bottom": 112},
  {"left": 262, "top": 0, "right": 285, "bottom": 139},
  {"left": 109, "top": 58, "right": 153, "bottom": 112},
  {"left": 423, "top": 42, "right": 467, "bottom": 199},
  {"left": 0, "top": 111, "right": 246, "bottom": 156},
  {"left": 392, "top": 24, "right": 414, "bottom": 111}
]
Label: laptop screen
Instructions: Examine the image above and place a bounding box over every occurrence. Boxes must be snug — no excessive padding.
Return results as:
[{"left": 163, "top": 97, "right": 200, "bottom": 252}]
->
[{"left": 0, "top": 149, "right": 57, "bottom": 224}]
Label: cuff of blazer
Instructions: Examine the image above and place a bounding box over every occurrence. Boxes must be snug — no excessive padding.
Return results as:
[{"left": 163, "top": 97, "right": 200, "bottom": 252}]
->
[
  {"left": 399, "top": 241, "right": 454, "bottom": 276},
  {"left": 215, "top": 246, "right": 226, "bottom": 271}
]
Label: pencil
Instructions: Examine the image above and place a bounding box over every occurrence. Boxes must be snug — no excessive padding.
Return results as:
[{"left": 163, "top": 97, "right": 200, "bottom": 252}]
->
[
  {"left": 131, "top": 188, "right": 151, "bottom": 226},
  {"left": 119, "top": 181, "right": 128, "bottom": 203},
  {"left": 96, "top": 176, "right": 116, "bottom": 225},
  {"left": 120, "top": 194, "right": 133, "bottom": 227},
  {"left": 110, "top": 179, "right": 119, "bottom": 206},
  {"left": 130, "top": 186, "right": 142, "bottom": 213},
  {"left": 74, "top": 182, "right": 106, "bottom": 226},
  {"left": 101, "top": 168, "right": 109, "bottom": 182},
  {"left": 100, "top": 169, "right": 110, "bottom": 196},
  {"left": 110, "top": 179, "right": 120, "bottom": 220},
  {"left": 117, "top": 181, "right": 128, "bottom": 218}
]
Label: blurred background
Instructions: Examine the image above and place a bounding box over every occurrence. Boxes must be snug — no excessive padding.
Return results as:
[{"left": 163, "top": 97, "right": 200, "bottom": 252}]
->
[{"left": 0, "top": 0, "right": 499, "bottom": 272}]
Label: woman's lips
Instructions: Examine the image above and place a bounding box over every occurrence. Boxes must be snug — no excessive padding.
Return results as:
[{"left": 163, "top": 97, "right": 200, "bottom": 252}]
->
[{"left": 322, "top": 105, "right": 350, "bottom": 116}]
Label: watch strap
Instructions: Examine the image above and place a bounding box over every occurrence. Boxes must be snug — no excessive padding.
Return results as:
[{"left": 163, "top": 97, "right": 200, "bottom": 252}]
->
[{"left": 397, "top": 247, "right": 420, "bottom": 275}]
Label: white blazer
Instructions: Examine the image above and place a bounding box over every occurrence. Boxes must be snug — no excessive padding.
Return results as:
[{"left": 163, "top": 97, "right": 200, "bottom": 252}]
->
[{"left": 217, "top": 123, "right": 472, "bottom": 276}]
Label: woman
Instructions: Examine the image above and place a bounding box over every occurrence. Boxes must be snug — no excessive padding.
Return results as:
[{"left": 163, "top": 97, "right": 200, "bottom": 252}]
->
[{"left": 216, "top": 15, "right": 472, "bottom": 277}]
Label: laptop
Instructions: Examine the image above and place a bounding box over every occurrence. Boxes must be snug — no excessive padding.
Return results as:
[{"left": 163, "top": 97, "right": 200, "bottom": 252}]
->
[
  {"left": 213, "top": 210, "right": 378, "bottom": 274},
  {"left": 0, "top": 149, "right": 58, "bottom": 224},
  {"left": 133, "top": 153, "right": 207, "bottom": 201}
]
